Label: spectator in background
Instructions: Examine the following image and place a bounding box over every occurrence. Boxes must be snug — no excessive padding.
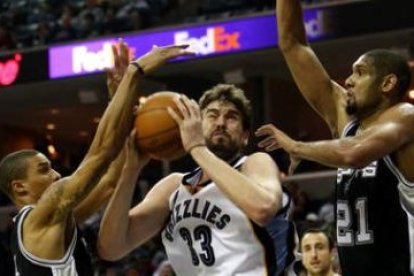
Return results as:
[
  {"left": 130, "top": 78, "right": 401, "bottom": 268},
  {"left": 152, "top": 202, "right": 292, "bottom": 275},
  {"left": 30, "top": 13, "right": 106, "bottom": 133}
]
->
[
  {"left": 0, "top": 25, "right": 16, "bottom": 51},
  {"left": 299, "top": 229, "right": 340, "bottom": 276},
  {"left": 33, "top": 22, "right": 54, "bottom": 46}
]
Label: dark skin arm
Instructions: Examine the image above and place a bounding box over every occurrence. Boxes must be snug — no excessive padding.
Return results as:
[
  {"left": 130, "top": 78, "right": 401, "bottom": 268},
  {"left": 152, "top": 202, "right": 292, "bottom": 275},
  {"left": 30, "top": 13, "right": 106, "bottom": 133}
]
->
[
  {"left": 256, "top": 103, "right": 414, "bottom": 171},
  {"left": 73, "top": 40, "right": 132, "bottom": 224},
  {"left": 23, "top": 43, "right": 194, "bottom": 260},
  {"left": 276, "top": 0, "right": 350, "bottom": 135}
]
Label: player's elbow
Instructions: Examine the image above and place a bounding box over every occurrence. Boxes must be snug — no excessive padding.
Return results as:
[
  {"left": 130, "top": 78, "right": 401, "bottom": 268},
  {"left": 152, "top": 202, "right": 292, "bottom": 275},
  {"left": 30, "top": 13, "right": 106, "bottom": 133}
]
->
[
  {"left": 342, "top": 151, "right": 370, "bottom": 169},
  {"left": 97, "top": 239, "right": 125, "bottom": 262},
  {"left": 253, "top": 195, "right": 281, "bottom": 226}
]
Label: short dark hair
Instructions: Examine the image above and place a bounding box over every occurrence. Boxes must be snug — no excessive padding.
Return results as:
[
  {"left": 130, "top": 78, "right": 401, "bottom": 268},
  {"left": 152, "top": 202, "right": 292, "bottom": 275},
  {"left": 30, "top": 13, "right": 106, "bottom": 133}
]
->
[
  {"left": 300, "top": 228, "right": 334, "bottom": 251},
  {"left": 364, "top": 49, "right": 412, "bottom": 99},
  {"left": 0, "top": 150, "right": 39, "bottom": 199},
  {"left": 199, "top": 84, "right": 252, "bottom": 130}
]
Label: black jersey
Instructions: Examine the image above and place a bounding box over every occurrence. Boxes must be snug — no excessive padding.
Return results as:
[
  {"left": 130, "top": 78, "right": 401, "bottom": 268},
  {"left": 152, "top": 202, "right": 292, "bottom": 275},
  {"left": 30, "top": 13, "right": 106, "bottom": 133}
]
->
[
  {"left": 11, "top": 205, "right": 93, "bottom": 276},
  {"left": 336, "top": 121, "right": 414, "bottom": 276}
]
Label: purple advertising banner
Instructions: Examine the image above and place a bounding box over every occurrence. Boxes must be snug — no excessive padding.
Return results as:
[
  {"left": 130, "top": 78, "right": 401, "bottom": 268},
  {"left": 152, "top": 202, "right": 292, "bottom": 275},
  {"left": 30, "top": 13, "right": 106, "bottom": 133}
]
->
[{"left": 49, "top": 9, "right": 331, "bottom": 79}]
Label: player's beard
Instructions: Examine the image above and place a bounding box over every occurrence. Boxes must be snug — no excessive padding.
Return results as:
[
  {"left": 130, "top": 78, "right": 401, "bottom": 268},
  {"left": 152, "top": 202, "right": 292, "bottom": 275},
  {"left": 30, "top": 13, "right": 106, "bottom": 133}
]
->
[
  {"left": 345, "top": 95, "right": 357, "bottom": 116},
  {"left": 345, "top": 102, "right": 357, "bottom": 116},
  {"left": 206, "top": 137, "right": 241, "bottom": 162}
]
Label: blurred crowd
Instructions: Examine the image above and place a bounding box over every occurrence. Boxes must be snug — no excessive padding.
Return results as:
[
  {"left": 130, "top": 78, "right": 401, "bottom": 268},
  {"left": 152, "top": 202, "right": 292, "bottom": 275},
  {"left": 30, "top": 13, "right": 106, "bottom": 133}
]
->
[{"left": 0, "top": 0, "right": 349, "bottom": 52}]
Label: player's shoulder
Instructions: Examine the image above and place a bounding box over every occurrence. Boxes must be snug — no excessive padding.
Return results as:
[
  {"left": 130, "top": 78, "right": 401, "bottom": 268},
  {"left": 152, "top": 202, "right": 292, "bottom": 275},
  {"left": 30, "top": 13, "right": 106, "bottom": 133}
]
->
[
  {"left": 386, "top": 102, "right": 414, "bottom": 117},
  {"left": 155, "top": 172, "right": 184, "bottom": 190},
  {"left": 242, "top": 152, "right": 278, "bottom": 170},
  {"left": 245, "top": 151, "right": 275, "bottom": 163}
]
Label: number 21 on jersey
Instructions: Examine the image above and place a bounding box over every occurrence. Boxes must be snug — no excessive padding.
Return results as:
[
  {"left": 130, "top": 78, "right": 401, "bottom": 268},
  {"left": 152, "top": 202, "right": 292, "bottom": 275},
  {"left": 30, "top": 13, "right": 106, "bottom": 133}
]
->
[{"left": 337, "top": 198, "right": 374, "bottom": 245}]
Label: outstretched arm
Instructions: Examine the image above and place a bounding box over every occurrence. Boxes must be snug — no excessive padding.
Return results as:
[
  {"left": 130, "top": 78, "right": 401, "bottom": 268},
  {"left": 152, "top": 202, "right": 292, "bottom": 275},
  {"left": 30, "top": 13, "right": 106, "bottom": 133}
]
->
[
  {"left": 257, "top": 104, "right": 414, "bottom": 169},
  {"left": 73, "top": 148, "right": 125, "bottom": 223},
  {"left": 276, "top": 0, "right": 348, "bottom": 134},
  {"left": 97, "top": 135, "right": 179, "bottom": 260},
  {"left": 74, "top": 41, "right": 133, "bottom": 224},
  {"left": 28, "top": 44, "right": 194, "bottom": 229}
]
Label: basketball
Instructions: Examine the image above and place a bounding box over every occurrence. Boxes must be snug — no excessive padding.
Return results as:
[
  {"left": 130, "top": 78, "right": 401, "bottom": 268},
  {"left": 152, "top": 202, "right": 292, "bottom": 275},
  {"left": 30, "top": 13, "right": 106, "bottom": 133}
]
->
[{"left": 134, "top": 91, "right": 186, "bottom": 161}]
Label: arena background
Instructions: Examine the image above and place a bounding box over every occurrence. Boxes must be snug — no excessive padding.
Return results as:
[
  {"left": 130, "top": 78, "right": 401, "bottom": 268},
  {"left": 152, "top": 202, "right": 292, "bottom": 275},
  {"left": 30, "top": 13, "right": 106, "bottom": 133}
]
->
[{"left": 0, "top": 0, "right": 413, "bottom": 274}]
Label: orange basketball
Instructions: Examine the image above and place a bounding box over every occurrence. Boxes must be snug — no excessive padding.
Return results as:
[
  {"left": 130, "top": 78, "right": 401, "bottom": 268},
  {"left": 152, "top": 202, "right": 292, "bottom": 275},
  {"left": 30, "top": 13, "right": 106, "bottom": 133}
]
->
[{"left": 134, "top": 91, "right": 186, "bottom": 161}]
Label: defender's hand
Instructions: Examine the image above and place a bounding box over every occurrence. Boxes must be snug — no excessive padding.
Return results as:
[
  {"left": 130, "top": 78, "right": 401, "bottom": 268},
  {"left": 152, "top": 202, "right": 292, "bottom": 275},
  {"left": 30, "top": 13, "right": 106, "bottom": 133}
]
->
[
  {"left": 106, "top": 39, "right": 131, "bottom": 99},
  {"left": 133, "top": 45, "right": 195, "bottom": 75}
]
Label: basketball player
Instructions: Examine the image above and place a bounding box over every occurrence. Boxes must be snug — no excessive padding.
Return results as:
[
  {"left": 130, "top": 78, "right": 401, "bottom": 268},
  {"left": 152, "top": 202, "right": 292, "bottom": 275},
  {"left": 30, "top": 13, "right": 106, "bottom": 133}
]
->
[
  {"left": 255, "top": 0, "right": 414, "bottom": 274},
  {"left": 98, "top": 84, "right": 288, "bottom": 275},
  {"left": 0, "top": 42, "right": 193, "bottom": 275},
  {"left": 299, "top": 229, "right": 339, "bottom": 276}
]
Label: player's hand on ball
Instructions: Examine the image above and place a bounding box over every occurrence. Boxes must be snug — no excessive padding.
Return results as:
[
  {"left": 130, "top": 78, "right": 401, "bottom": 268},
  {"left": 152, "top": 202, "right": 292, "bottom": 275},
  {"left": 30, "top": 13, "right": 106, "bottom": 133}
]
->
[{"left": 168, "top": 95, "right": 205, "bottom": 153}]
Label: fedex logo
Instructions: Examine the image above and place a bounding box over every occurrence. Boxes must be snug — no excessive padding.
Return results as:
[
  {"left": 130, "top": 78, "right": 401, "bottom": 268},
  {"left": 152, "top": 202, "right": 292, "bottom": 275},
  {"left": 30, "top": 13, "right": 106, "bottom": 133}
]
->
[
  {"left": 304, "top": 10, "right": 325, "bottom": 39},
  {"left": 72, "top": 42, "right": 113, "bottom": 73},
  {"left": 174, "top": 26, "right": 240, "bottom": 55},
  {"left": 71, "top": 42, "right": 136, "bottom": 74}
]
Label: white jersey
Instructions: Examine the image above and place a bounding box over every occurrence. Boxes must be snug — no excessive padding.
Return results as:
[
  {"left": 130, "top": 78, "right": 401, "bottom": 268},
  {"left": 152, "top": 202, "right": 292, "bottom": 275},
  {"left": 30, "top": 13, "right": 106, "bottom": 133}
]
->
[{"left": 162, "top": 156, "right": 278, "bottom": 276}]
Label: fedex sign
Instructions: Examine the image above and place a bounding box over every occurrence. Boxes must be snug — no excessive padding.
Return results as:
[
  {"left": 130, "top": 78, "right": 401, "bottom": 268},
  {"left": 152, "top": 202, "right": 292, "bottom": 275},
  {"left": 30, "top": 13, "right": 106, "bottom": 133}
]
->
[
  {"left": 72, "top": 42, "right": 113, "bottom": 73},
  {"left": 49, "top": 8, "right": 334, "bottom": 79},
  {"left": 174, "top": 26, "right": 240, "bottom": 55}
]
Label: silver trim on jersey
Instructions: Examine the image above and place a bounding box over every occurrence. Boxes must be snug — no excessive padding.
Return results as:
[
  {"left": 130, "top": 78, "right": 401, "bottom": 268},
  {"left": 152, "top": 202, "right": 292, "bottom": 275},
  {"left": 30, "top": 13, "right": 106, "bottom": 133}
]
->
[
  {"left": 16, "top": 205, "right": 78, "bottom": 268},
  {"left": 340, "top": 120, "right": 359, "bottom": 138},
  {"left": 383, "top": 155, "right": 414, "bottom": 188}
]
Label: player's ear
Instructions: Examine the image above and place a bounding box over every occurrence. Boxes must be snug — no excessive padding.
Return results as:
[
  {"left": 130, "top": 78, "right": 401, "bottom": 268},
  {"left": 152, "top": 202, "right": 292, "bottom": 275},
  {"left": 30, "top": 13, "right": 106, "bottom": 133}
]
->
[
  {"left": 11, "top": 180, "right": 28, "bottom": 195},
  {"left": 381, "top": 73, "right": 397, "bottom": 93}
]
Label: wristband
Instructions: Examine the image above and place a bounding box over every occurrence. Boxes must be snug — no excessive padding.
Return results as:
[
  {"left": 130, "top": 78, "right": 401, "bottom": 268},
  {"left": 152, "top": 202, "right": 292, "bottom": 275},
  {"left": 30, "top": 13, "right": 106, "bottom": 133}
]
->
[
  {"left": 130, "top": 61, "right": 145, "bottom": 75},
  {"left": 188, "top": 143, "right": 206, "bottom": 153}
]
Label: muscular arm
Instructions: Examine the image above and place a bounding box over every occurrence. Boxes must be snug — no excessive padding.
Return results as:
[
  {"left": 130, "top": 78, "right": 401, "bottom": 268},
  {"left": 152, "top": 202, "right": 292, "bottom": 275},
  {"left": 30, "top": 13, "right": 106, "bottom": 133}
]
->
[
  {"left": 73, "top": 149, "right": 126, "bottom": 223},
  {"left": 27, "top": 44, "right": 192, "bottom": 229},
  {"left": 28, "top": 64, "right": 140, "bottom": 228},
  {"left": 98, "top": 173, "right": 180, "bottom": 261},
  {"left": 276, "top": 0, "right": 348, "bottom": 134},
  {"left": 292, "top": 104, "right": 414, "bottom": 168},
  {"left": 190, "top": 149, "right": 282, "bottom": 226}
]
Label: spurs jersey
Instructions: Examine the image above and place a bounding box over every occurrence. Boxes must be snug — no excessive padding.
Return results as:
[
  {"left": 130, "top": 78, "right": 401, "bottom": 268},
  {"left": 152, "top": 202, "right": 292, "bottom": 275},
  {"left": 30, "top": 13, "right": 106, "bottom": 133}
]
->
[
  {"left": 11, "top": 206, "right": 93, "bottom": 276},
  {"left": 162, "top": 156, "right": 288, "bottom": 276},
  {"left": 336, "top": 121, "right": 414, "bottom": 276}
]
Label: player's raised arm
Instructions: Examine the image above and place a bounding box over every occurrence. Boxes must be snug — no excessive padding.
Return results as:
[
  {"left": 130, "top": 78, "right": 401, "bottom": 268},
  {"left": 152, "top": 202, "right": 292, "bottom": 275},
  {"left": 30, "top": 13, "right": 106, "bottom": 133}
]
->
[
  {"left": 29, "top": 44, "right": 194, "bottom": 228},
  {"left": 276, "top": 0, "right": 348, "bottom": 134}
]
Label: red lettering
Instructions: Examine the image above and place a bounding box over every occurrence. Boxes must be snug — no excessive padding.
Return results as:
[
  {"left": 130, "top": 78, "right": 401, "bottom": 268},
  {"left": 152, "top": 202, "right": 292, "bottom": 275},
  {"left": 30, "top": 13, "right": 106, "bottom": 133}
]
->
[{"left": 214, "top": 27, "right": 241, "bottom": 52}]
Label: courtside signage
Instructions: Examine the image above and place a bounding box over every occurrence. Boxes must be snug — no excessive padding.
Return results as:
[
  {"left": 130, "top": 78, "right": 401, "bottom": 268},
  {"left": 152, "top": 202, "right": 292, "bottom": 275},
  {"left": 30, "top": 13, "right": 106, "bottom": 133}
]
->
[{"left": 49, "top": 8, "right": 333, "bottom": 79}]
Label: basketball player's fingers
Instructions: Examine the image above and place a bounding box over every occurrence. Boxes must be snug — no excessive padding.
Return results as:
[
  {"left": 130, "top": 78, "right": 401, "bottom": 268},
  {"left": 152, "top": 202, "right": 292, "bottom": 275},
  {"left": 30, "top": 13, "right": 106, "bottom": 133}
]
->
[
  {"left": 255, "top": 125, "right": 275, "bottom": 137},
  {"left": 174, "top": 96, "right": 190, "bottom": 119},
  {"left": 257, "top": 136, "right": 275, "bottom": 148},
  {"left": 266, "top": 144, "right": 281, "bottom": 152},
  {"left": 288, "top": 158, "right": 300, "bottom": 175},
  {"left": 190, "top": 99, "right": 201, "bottom": 119},
  {"left": 120, "top": 40, "right": 130, "bottom": 65},
  {"left": 167, "top": 44, "right": 195, "bottom": 57},
  {"left": 181, "top": 96, "right": 196, "bottom": 118},
  {"left": 167, "top": 106, "right": 183, "bottom": 125},
  {"left": 112, "top": 43, "right": 120, "bottom": 69}
]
